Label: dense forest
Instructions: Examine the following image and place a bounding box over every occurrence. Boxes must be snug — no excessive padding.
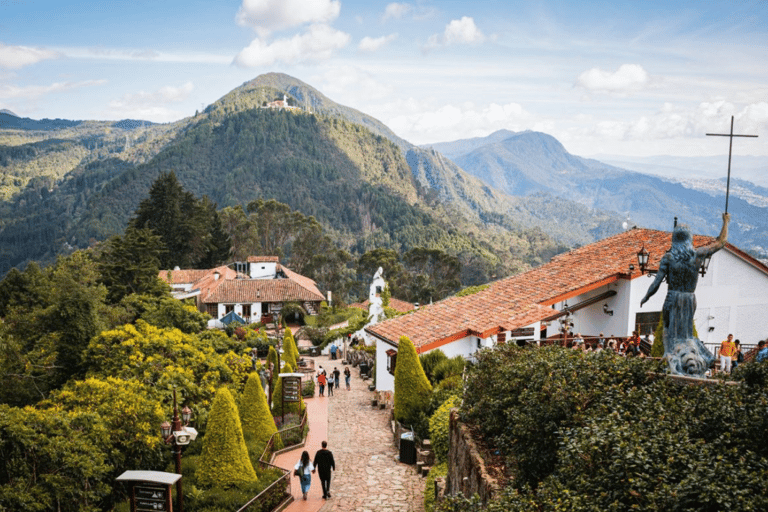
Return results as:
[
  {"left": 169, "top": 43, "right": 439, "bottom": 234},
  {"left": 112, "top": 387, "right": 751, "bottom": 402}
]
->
[{"left": 0, "top": 92, "right": 567, "bottom": 286}]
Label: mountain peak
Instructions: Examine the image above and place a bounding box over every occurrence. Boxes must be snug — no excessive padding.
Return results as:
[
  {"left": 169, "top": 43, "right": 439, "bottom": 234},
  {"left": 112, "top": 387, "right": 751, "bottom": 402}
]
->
[{"left": 0, "top": 109, "right": 18, "bottom": 117}]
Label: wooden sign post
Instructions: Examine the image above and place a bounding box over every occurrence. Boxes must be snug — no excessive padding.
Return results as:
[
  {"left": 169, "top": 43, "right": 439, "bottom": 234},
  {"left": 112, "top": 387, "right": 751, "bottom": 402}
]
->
[
  {"left": 279, "top": 372, "right": 302, "bottom": 425},
  {"left": 116, "top": 471, "right": 181, "bottom": 512}
]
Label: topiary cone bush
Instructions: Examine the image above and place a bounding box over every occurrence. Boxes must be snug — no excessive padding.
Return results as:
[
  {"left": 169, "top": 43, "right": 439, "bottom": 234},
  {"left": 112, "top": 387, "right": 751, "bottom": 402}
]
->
[
  {"left": 394, "top": 336, "right": 433, "bottom": 428},
  {"left": 240, "top": 372, "right": 282, "bottom": 456},
  {"left": 197, "top": 387, "right": 257, "bottom": 488},
  {"left": 282, "top": 327, "right": 299, "bottom": 367}
]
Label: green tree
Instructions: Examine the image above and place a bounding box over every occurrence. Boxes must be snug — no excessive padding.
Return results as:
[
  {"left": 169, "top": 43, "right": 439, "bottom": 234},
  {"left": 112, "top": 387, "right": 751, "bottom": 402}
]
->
[
  {"left": 197, "top": 387, "right": 258, "bottom": 488},
  {"left": 0, "top": 404, "right": 112, "bottom": 512},
  {"left": 118, "top": 294, "right": 208, "bottom": 334},
  {"left": 239, "top": 372, "right": 281, "bottom": 457},
  {"left": 429, "top": 395, "right": 460, "bottom": 463},
  {"left": 281, "top": 326, "right": 300, "bottom": 367},
  {"left": 651, "top": 314, "right": 664, "bottom": 357},
  {"left": 403, "top": 247, "right": 461, "bottom": 302},
  {"left": 97, "top": 226, "right": 167, "bottom": 304},
  {"left": 394, "top": 336, "right": 433, "bottom": 429}
]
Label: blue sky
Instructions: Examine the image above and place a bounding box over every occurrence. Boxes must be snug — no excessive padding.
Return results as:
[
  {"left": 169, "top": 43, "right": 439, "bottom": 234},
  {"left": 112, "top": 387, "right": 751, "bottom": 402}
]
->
[{"left": 1, "top": 0, "right": 766, "bottom": 159}]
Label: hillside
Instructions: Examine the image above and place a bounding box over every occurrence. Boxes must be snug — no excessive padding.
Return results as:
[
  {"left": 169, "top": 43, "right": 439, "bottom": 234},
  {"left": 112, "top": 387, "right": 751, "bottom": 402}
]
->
[
  {"left": 431, "top": 130, "right": 768, "bottom": 255},
  {"left": 0, "top": 75, "right": 574, "bottom": 281}
]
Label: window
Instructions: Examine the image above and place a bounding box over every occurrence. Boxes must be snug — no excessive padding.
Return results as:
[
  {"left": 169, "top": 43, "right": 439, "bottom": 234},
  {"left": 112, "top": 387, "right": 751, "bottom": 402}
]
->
[
  {"left": 635, "top": 311, "right": 661, "bottom": 336},
  {"left": 497, "top": 332, "right": 507, "bottom": 345},
  {"left": 386, "top": 349, "right": 397, "bottom": 375},
  {"left": 261, "top": 302, "right": 269, "bottom": 314},
  {"left": 225, "top": 304, "right": 234, "bottom": 314},
  {"left": 206, "top": 304, "right": 217, "bottom": 317},
  {"left": 242, "top": 304, "right": 251, "bottom": 318}
]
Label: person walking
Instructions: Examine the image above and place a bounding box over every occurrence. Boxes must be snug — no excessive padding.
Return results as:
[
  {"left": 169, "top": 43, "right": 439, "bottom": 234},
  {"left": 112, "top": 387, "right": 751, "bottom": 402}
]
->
[
  {"left": 327, "top": 372, "right": 334, "bottom": 396},
  {"left": 313, "top": 440, "right": 336, "bottom": 499},
  {"left": 344, "top": 366, "right": 351, "bottom": 390},
  {"left": 333, "top": 367, "right": 340, "bottom": 389},
  {"left": 317, "top": 371, "right": 326, "bottom": 396},
  {"left": 294, "top": 450, "right": 314, "bottom": 500}
]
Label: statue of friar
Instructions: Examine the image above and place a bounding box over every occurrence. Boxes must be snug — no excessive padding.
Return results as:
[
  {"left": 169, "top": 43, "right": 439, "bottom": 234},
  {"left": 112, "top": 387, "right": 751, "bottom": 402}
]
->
[{"left": 640, "top": 212, "right": 730, "bottom": 377}]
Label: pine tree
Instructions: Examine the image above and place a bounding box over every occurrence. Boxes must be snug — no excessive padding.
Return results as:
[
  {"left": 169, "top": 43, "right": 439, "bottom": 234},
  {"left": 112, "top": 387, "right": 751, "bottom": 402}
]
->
[
  {"left": 197, "top": 387, "right": 257, "bottom": 488},
  {"left": 240, "top": 372, "right": 282, "bottom": 455},
  {"left": 394, "top": 336, "right": 433, "bottom": 427}
]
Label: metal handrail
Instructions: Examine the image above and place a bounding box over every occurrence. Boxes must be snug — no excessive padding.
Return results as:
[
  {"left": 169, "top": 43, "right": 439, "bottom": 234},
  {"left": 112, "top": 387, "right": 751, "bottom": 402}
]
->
[{"left": 237, "top": 408, "right": 309, "bottom": 512}]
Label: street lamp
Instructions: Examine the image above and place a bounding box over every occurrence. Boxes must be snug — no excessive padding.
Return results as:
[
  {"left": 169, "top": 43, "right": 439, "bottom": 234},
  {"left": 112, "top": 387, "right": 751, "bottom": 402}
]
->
[{"left": 161, "top": 387, "right": 197, "bottom": 512}]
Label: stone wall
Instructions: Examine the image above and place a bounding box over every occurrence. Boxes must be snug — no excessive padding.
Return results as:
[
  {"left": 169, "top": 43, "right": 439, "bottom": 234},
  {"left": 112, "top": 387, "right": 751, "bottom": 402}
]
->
[{"left": 445, "top": 409, "right": 500, "bottom": 503}]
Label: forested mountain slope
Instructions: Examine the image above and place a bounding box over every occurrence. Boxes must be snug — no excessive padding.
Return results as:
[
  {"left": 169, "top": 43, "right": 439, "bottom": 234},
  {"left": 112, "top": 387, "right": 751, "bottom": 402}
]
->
[
  {"left": 0, "top": 76, "right": 578, "bottom": 281},
  {"left": 433, "top": 130, "right": 768, "bottom": 255}
]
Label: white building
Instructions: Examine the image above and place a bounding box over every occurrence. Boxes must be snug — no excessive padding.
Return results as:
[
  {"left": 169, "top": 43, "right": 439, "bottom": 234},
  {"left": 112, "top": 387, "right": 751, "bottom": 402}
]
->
[
  {"left": 366, "top": 228, "right": 768, "bottom": 392},
  {"left": 160, "top": 256, "right": 325, "bottom": 328}
]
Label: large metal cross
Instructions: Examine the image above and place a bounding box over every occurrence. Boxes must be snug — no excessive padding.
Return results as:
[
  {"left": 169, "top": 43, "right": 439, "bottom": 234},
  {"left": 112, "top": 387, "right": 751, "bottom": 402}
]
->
[{"left": 706, "top": 115, "right": 758, "bottom": 213}]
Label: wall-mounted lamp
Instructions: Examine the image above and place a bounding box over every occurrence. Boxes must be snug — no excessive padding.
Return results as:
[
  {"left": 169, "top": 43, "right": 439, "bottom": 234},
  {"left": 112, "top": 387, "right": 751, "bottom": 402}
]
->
[
  {"left": 708, "top": 326, "right": 715, "bottom": 332},
  {"left": 603, "top": 303, "right": 613, "bottom": 316}
]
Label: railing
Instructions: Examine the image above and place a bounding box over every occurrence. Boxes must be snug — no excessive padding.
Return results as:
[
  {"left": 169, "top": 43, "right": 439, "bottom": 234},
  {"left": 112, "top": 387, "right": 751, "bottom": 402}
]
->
[{"left": 237, "top": 408, "right": 309, "bottom": 512}]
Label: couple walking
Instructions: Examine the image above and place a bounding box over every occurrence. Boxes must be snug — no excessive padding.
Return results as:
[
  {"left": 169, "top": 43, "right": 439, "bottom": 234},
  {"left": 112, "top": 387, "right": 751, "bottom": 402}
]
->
[{"left": 293, "top": 440, "right": 336, "bottom": 500}]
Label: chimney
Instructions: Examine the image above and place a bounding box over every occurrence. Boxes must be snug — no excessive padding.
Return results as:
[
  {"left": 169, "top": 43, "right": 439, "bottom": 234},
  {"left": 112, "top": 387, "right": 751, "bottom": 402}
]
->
[{"left": 213, "top": 271, "right": 220, "bottom": 281}]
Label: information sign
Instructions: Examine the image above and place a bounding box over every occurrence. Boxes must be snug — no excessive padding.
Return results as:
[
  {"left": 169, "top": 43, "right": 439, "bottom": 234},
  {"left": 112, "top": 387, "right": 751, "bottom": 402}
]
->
[{"left": 282, "top": 376, "right": 301, "bottom": 402}]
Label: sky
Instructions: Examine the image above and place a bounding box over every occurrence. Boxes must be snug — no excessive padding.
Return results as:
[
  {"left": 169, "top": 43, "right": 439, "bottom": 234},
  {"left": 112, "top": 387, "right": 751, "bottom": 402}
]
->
[{"left": 1, "top": 0, "right": 767, "bottom": 160}]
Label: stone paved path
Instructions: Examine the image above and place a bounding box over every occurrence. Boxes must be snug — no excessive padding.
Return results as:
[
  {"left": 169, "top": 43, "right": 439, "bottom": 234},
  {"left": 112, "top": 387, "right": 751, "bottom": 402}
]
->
[{"left": 272, "top": 354, "right": 425, "bottom": 512}]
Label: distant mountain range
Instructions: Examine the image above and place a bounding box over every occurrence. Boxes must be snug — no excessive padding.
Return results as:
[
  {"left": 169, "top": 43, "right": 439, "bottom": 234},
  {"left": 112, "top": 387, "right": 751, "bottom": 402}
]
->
[
  {"left": 3, "top": 73, "right": 763, "bottom": 279},
  {"left": 426, "top": 130, "right": 768, "bottom": 256}
]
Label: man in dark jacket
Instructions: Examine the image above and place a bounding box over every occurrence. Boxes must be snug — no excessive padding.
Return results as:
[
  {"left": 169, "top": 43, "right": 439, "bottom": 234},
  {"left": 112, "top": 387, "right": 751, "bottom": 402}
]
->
[{"left": 313, "top": 440, "right": 336, "bottom": 499}]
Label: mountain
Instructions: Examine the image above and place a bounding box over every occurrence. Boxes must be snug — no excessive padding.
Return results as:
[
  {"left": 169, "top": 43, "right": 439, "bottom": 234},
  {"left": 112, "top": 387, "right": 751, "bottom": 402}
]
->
[
  {"left": 0, "top": 74, "right": 589, "bottom": 281},
  {"left": 0, "top": 109, "right": 18, "bottom": 117},
  {"left": 428, "top": 130, "right": 768, "bottom": 256}
]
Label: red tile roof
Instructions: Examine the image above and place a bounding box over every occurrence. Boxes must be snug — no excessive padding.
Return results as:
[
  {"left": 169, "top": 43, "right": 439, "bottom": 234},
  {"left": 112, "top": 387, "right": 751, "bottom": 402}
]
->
[
  {"left": 247, "top": 256, "right": 279, "bottom": 263},
  {"left": 203, "top": 278, "right": 324, "bottom": 304},
  {"left": 159, "top": 259, "right": 323, "bottom": 305},
  {"left": 366, "top": 228, "right": 768, "bottom": 352},
  {"left": 351, "top": 298, "right": 416, "bottom": 313}
]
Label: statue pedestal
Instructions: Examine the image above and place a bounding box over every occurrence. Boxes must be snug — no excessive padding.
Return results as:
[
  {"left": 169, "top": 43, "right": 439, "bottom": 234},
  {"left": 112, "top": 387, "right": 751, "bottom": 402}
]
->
[{"left": 665, "top": 337, "right": 715, "bottom": 378}]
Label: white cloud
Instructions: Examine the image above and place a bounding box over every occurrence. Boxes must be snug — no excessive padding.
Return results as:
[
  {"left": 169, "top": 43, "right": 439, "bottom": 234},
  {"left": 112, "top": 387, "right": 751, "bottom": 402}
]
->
[
  {"left": 105, "top": 82, "right": 195, "bottom": 122},
  {"left": 576, "top": 64, "right": 649, "bottom": 94},
  {"left": 0, "top": 43, "right": 59, "bottom": 69},
  {"left": 0, "top": 79, "right": 106, "bottom": 100},
  {"left": 109, "top": 82, "right": 194, "bottom": 107},
  {"left": 234, "top": 24, "right": 350, "bottom": 67},
  {"left": 60, "top": 47, "right": 231, "bottom": 64},
  {"left": 236, "top": 0, "right": 341, "bottom": 35},
  {"left": 425, "top": 17, "right": 485, "bottom": 49},
  {"left": 382, "top": 2, "right": 412, "bottom": 21},
  {"left": 312, "top": 66, "right": 395, "bottom": 104},
  {"left": 383, "top": 99, "right": 532, "bottom": 144},
  {"left": 358, "top": 34, "right": 398, "bottom": 52}
]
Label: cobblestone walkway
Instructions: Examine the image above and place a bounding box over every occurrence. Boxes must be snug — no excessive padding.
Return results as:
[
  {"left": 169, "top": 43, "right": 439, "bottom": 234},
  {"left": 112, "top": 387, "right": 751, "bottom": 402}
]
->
[{"left": 273, "top": 354, "right": 425, "bottom": 512}]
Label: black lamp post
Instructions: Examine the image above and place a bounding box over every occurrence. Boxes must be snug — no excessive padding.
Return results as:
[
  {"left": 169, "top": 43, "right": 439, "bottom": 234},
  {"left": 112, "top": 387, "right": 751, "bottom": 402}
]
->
[{"left": 161, "top": 388, "right": 194, "bottom": 512}]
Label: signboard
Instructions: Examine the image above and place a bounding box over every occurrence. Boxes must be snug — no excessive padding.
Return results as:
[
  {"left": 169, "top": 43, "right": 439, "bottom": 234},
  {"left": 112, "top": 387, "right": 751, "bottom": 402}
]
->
[
  {"left": 282, "top": 376, "right": 301, "bottom": 403},
  {"left": 135, "top": 484, "right": 170, "bottom": 511}
]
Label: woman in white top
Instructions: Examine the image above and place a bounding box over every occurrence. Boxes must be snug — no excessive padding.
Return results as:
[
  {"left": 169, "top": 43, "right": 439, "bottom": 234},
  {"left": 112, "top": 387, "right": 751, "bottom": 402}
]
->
[{"left": 294, "top": 450, "right": 315, "bottom": 500}]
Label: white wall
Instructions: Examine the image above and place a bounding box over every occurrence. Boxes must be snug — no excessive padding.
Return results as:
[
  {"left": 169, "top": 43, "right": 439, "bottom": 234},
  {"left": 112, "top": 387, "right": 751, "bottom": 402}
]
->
[
  {"left": 376, "top": 344, "right": 395, "bottom": 392},
  {"left": 250, "top": 262, "right": 277, "bottom": 279}
]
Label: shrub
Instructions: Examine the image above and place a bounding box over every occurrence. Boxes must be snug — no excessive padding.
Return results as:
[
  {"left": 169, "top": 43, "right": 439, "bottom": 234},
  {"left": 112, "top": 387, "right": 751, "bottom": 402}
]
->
[
  {"left": 239, "top": 373, "right": 281, "bottom": 459},
  {"left": 429, "top": 396, "right": 459, "bottom": 463},
  {"left": 423, "top": 462, "right": 448, "bottom": 512},
  {"left": 281, "top": 327, "right": 299, "bottom": 367},
  {"left": 197, "top": 388, "right": 257, "bottom": 488},
  {"left": 394, "top": 336, "right": 433, "bottom": 431},
  {"left": 420, "top": 350, "right": 448, "bottom": 385},
  {"left": 461, "top": 344, "right": 660, "bottom": 488},
  {"left": 433, "top": 356, "right": 465, "bottom": 384}
]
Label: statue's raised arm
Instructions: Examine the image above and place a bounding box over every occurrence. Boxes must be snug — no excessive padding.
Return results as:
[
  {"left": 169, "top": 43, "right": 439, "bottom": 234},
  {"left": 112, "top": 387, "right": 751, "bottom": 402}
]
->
[{"left": 696, "top": 212, "right": 730, "bottom": 259}]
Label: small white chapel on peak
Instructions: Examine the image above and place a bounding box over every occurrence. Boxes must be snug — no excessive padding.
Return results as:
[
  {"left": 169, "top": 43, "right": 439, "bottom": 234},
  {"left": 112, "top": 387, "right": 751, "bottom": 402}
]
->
[{"left": 365, "top": 227, "right": 768, "bottom": 392}]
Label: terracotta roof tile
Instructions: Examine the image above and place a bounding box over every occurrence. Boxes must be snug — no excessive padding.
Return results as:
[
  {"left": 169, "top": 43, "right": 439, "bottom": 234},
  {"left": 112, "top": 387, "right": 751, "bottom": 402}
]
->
[
  {"left": 203, "top": 279, "right": 324, "bottom": 304},
  {"left": 366, "top": 228, "right": 765, "bottom": 349},
  {"left": 247, "top": 256, "right": 280, "bottom": 263}
]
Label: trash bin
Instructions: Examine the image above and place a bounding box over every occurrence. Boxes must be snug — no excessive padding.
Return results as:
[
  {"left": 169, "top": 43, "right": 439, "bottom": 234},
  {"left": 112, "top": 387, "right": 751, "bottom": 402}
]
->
[
  {"left": 359, "top": 362, "right": 369, "bottom": 376},
  {"left": 399, "top": 432, "right": 416, "bottom": 464}
]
